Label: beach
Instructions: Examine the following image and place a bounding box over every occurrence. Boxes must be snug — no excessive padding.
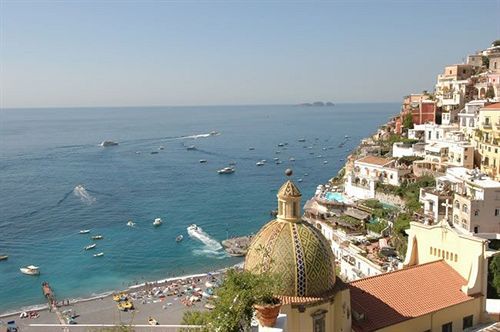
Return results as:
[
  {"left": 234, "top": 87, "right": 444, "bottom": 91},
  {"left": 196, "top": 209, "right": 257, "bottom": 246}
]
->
[{"left": 0, "top": 270, "right": 227, "bottom": 331}]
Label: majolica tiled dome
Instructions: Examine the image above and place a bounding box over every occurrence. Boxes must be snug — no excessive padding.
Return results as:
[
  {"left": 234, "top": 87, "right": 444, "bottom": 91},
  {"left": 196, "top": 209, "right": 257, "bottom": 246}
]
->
[{"left": 244, "top": 180, "right": 336, "bottom": 297}]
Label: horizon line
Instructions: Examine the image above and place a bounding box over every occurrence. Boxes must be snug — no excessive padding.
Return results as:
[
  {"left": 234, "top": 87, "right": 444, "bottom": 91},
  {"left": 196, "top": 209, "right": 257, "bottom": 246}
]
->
[{"left": 0, "top": 101, "right": 400, "bottom": 110}]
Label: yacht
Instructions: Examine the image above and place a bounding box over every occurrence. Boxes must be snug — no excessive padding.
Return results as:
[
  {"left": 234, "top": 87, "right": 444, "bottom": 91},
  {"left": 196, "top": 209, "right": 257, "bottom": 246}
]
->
[
  {"left": 256, "top": 161, "right": 264, "bottom": 166},
  {"left": 79, "top": 229, "right": 90, "bottom": 234},
  {"left": 176, "top": 235, "right": 184, "bottom": 242},
  {"left": 100, "top": 141, "right": 118, "bottom": 147},
  {"left": 218, "top": 167, "right": 235, "bottom": 174},
  {"left": 153, "top": 218, "right": 163, "bottom": 227},
  {"left": 186, "top": 145, "right": 196, "bottom": 150},
  {"left": 199, "top": 159, "right": 208, "bottom": 163},
  {"left": 92, "top": 235, "right": 103, "bottom": 240},
  {"left": 93, "top": 252, "right": 104, "bottom": 257},
  {"left": 20, "top": 265, "right": 40, "bottom": 276},
  {"left": 278, "top": 143, "right": 285, "bottom": 147},
  {"left": 126, "top": 220, "right": 135, "bottom": 227},
  {"left": 84, "top": 244, "right": 97, "bottom": 250}
]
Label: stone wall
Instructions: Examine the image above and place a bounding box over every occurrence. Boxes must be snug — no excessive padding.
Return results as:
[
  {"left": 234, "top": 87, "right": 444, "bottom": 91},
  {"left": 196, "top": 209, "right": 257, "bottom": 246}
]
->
[{"left": 374, "top": 191, "right": 405, "bottom": 207}]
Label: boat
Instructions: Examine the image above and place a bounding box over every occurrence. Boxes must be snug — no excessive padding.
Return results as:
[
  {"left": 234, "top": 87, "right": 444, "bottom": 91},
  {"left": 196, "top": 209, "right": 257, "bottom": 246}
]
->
[
  {"left": 150, "top": 151, "right": 159, "bottom": 154},
  {"left": 256, "top": 161, "right": 264, "bottom": 166},
  {"left": 289, "top": 157, "right": 295, "bottom": 162},
  {"left": 298, "top": 138, "right": 306, "bottom": 142},
  {"left": 273, "top": 158, "right": 279, "bottom": 161},
  {"left": 153, "top": 218, "right": 163, "bottom": 227},
  {"left": 100, "top": 141, "right": 118, "bottom": 147},
  {"left": 159, "top": 146, "right": 165, "bottom": 150},
  {"left": 148, "top": 317, "right": 159, "bottom": 325},
  {"left": 218, "top": 167, "right": 235, "bottom": 174},
  {"left": 84, "top": 244, "right": 96, "bottom": 250},
  {"left": 176, "top": 235, "right": 184, "bottom": 242},
  {"left": 199, "top": 159, "right": 208, "bottom": 163},
  {"left": 304, "top": 173, "right": 309, "bottom": 176},
  {"left": 0, "top": 255, "right": 8, "bottom": 261},
  {"left": 278, "top": 143, "right": 285, "bottom": 147},
  {"left": 248, "top": 147, "right": 255, "bottom": 150},
  {"left": 209, "top": 131, "right": 219, "bottom": 136},
  {"left": 275, "top": 160, "right": 282, "bottom": 165},
  {"left": 20, "top": 265, "right": 40, "bottom": 276},
  {"left": 126, "top": 220, "right": 135, "bottom": 227},
  {"left": 275, "top": 151, "right": 281, "bottom": 154},
  {"left": 79, "top": 229, "right": 90, "bottom": 234},
  {"left": 298, "top": 178, "right": 303, "bottom": 182},
  {"left": 323, "top": 160, "right": 329, "bottom": 164},
  {"left": 186, "top": 145, "right": 196, "bottom": 150},
  {"left": 92, "top": 235, "right": 103, "bottom": 240},
  {"left": 187, "top": 224, "right": 199, "bottom": 232},
  {"left": 93, "top": 252, "right": 104, "bottom": 257},
  {"left": 345, "top": 135, "right": 350, "bottom": 138}
]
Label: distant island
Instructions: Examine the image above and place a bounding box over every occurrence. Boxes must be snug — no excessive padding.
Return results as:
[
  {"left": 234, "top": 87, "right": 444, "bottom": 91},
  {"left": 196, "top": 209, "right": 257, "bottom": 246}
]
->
[{"left": 297, "top": 101, "right": 335, "bottom": 107}]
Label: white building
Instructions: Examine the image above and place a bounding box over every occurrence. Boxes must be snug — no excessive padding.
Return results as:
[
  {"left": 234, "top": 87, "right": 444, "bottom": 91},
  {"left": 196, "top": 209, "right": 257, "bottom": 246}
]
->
[
  {"left": 345, "top": 156, "right": 411, "bottom": 200},
  {"left": 458, "top": 100, "right": 489, "bottom": 140}
]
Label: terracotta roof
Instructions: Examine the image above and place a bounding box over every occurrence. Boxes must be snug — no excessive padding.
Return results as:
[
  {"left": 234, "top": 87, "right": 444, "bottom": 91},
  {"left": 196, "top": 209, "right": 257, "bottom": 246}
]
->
[
  {"left": 350, "top": 260, "right": 475, "bottom": 332},
  {"left": 277, "top": 279, "right": 349, "bottom": 306},
  {"left": 356, "top": 156, "right": 393, "bottom": 167},
  {"left": 484, "top": 103, "right": 500, "bottom": 110}
]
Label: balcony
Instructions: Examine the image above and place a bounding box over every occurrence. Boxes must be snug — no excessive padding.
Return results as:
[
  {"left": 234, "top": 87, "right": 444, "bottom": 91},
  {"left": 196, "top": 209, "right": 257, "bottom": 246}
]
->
[{"left": 481, "top": 122, "right": 492, "bottom": 130}]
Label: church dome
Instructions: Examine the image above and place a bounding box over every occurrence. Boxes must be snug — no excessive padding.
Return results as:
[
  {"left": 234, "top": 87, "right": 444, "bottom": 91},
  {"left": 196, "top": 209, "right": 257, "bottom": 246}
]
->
[{"left": 244, "top": 179, "right": 336, "bottom": 298}]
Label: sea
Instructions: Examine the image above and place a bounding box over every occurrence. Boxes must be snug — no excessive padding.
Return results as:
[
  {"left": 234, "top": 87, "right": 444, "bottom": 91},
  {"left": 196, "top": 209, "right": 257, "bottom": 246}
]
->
[{"left": 0, "top": 103, "right": 398, "bottom": 314}]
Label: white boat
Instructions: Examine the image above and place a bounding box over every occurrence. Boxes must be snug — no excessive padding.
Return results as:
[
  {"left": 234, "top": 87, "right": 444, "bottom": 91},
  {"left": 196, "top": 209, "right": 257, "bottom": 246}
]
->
[
  {"left": 79, "top": 229, "right": 90, "bottom": 234},
  {"left": 298, "top": 178, "right": 303, "bottom": 182},
  {"left": 92, "top": 235, "right": 103, "bottom": 240},
  {"left": 187, "top": 224, "right": 199, "bottom": 232},
  {"left": 298, "top": 138, "right": 306, "bottom": 142},
  {"left": 278, "top": 143, "right": 285, "bottom": 147},
  {"left": 275, "top": 160, "right": 282, "bottom": 165},
  {"left": 256, "top": 161, "right": 264, "bottom": 166},
  {"left": 273, "top": 158, "right": 279, "bottom": 161},
  {"left": 176, "top": 235, "right": 184, "bottom": 242},
  {"left": 94, "top": 252, "right": 104, "bottom": 257},
  {"left": 84, "top": 244, "right": 96, "bottom": 250},
  {"left": 126, "top": 220, "right": 135, "bottom": 227},
  {"left": 218, "top": 167, "right": 235, "bottom": 174},
  {"left": 159, "top": 146, "right": 165, "bottom": 150},
  {"left": 186, "top": 145, "right": 196, "bottom": 150},
  {"left": 209, "top": 131, "right": 219, "bottom": 136},
  {"left": 289, "top": 157, "right": 295, "bottom": 162},
  {"left": 153, "top": 218, "right": 163, "bottom": 227},
  {"left": 100, "top": 141, "right": 118, "bottom": 147},
  {"left": 20, "top": 265, "right": 40, "bottom": 276},
  {"left": 323, "top": 160, "right": 329, "bottom": 164},
  {"left": 199, "top": 159, "right": 208, "bottom": 163}
]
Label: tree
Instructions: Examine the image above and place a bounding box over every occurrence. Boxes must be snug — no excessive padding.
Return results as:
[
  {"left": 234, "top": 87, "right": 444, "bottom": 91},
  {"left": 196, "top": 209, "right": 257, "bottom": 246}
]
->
[
  {"left": 402, "top": 113, "right": 414, "bottom": 130},
  {"left": 181, "top": 269, "right": 282, "bottom": 332},
  {"left": 489, "top": 255, "right": 500, "bottom": 298},
  {"left": 485, "top": 86, "right": 495, "bottom": 99}
]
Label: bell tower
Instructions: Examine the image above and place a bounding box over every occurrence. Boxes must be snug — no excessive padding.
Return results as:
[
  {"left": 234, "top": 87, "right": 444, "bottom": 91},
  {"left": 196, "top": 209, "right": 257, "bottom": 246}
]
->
[{"left": 276, "top": 169, "right": 302, "bottom": 222}]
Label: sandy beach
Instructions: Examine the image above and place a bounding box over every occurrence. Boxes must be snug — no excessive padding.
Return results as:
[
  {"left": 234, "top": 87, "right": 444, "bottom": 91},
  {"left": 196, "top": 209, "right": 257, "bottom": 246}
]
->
[{"left": 0, "top": 270, "right": 228, "bottom": 332}]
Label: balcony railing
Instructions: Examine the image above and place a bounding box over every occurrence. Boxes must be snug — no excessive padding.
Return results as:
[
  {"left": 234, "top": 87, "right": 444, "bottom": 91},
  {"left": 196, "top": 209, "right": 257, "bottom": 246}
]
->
[{"left": 481, "top": 122, "right": 492, "bottom": 129}]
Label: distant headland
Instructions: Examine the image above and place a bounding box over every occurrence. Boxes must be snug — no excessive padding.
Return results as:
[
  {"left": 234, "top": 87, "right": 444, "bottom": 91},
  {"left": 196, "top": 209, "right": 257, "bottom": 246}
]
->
[{"left": 297, "top": 101, "right": 335, "bottom": 107}]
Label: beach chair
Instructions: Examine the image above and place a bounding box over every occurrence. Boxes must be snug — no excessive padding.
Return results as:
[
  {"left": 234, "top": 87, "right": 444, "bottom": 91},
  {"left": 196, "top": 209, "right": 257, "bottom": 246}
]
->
[{"left": 7, "top": 320, "right": 18, "bottom": 332}]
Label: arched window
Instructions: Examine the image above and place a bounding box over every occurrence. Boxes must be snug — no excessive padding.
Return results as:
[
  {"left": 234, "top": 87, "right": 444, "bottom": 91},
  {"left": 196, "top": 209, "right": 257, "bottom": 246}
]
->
[
  {"left": 454, "top": 254, "right": 458, "bottom": 262},
  {"left": 462, "top": 204, "right": 468, "bottom": 213},
  {"left": 446, "top": 251, "right": 449, "bottom": 260},
  {"left": 293, "top": 202, "right": 297, "bottom": 217},
  {"left": 453, "top": 215, "right": 459, "bottom": 224},
  {"left": 433, "top": 248, "right": 437, "bottom": 256},
  {"left": 430, "top": 247, "right": 433, "bottom": 255},
  {"left": 455, "top": 200, "right": 460, "bottom": 209}
]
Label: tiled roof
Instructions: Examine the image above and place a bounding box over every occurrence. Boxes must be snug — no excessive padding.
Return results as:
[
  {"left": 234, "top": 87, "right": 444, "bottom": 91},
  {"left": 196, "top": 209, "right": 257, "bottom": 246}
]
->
[
  {"left": 350, "top": 260, "right": 475, "bottom": 332},
  {"left": 484, "top": 103, "right": 500, "bottom": 110},
  {"left": 277, "top": 279, "right": 349, "bottom": 306},
  {"left": 356, "top": 156, "right": 393, "bottom": 167}
]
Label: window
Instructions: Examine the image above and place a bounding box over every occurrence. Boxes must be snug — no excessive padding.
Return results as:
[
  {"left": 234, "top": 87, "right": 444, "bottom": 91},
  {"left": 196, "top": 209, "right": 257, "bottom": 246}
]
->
[
  {"left": 463, "top": 204, "right": 468, "bottom": 213},
  {"left": 495, "top": 209, "right": 499, "bottom": 217},
  {"left": 312, "top": 309, "right": 327, "bottom": 332},
  {"left": 455, "top": 254, "right": 458, "bottom": 262},
  {"left": 455, "top": 200, "right": 460, "bottom": 209},
  {"left": 474, "top": 226, "right": 479, "bottom": 234},
  {"left": 463, "top": 315, "right": 473, "bottom": 329},
  {"left": 293, "top": 202, "right": 297, "bottom": 217},
  {"left": 442, "top": 322, "right": 452, "bottom": 332},
  {"left": 475, "top": 210, "right": 479, "bottom": 216}
]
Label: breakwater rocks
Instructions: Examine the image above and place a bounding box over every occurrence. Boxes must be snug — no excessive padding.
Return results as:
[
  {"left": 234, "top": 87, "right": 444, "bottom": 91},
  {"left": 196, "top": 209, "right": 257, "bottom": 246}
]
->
[{"left": 221, "top": 236, "right": 254, "bottom": 257}]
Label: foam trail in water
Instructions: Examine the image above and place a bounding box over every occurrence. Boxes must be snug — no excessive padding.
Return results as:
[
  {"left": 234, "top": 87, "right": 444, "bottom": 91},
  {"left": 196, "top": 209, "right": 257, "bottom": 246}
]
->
[
  {"left": 73, "top": 185, "right": 96, "bottom": 205},
  {"left": 57, "top": 189, "right": 75, "bottom": 206},
  {"left": 187, "top": 225, "right": 224, "bottom": 258},
  {"left": 180, "top": 133, "right": 211, "bottom": 140}
]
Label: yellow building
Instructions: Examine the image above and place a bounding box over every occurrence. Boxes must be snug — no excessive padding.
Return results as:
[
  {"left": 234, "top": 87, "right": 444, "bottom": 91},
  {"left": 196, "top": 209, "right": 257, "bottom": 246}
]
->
[
  {"left": 245, "top": 178, "right": 352, "bottom": 332},
  {"left": 474, "top": 103, "right": 500, "bottom": 181},
  {"left": 246, "top": 175, "right": 494, "bottom": 332}
]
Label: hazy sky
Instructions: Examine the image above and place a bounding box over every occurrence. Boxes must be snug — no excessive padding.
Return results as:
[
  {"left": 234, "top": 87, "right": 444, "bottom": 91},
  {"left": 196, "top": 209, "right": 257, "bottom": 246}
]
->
[{"left": 1, "top": 0, "right": 499, "bottom": 108}]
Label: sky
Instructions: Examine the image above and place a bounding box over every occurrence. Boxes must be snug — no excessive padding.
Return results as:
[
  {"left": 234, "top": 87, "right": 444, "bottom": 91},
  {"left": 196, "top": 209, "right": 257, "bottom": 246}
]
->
[{"left": 1, "top": 0, "right": 499, "bottom": 108}]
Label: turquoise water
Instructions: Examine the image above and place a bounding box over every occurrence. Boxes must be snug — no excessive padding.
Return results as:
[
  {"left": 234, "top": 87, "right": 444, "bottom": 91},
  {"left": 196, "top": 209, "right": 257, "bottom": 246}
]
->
[
  {"left": 0, "top": 104, "right": 397, "bottom": 313},
  {"left": 324, "top": 192, "right": 347, "bottom": 203}
]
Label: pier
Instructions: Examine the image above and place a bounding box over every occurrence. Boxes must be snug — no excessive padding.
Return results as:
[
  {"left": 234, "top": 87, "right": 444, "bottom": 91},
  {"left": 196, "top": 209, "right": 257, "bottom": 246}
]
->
[{"left": 221, "top": 235, "right": 254, "bottom": 257}]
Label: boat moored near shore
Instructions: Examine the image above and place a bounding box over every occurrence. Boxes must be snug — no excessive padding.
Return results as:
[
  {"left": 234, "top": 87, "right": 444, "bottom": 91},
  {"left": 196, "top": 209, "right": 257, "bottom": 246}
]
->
[{"left": 20, "top": 265, "right": 40, "bottom": 276}]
